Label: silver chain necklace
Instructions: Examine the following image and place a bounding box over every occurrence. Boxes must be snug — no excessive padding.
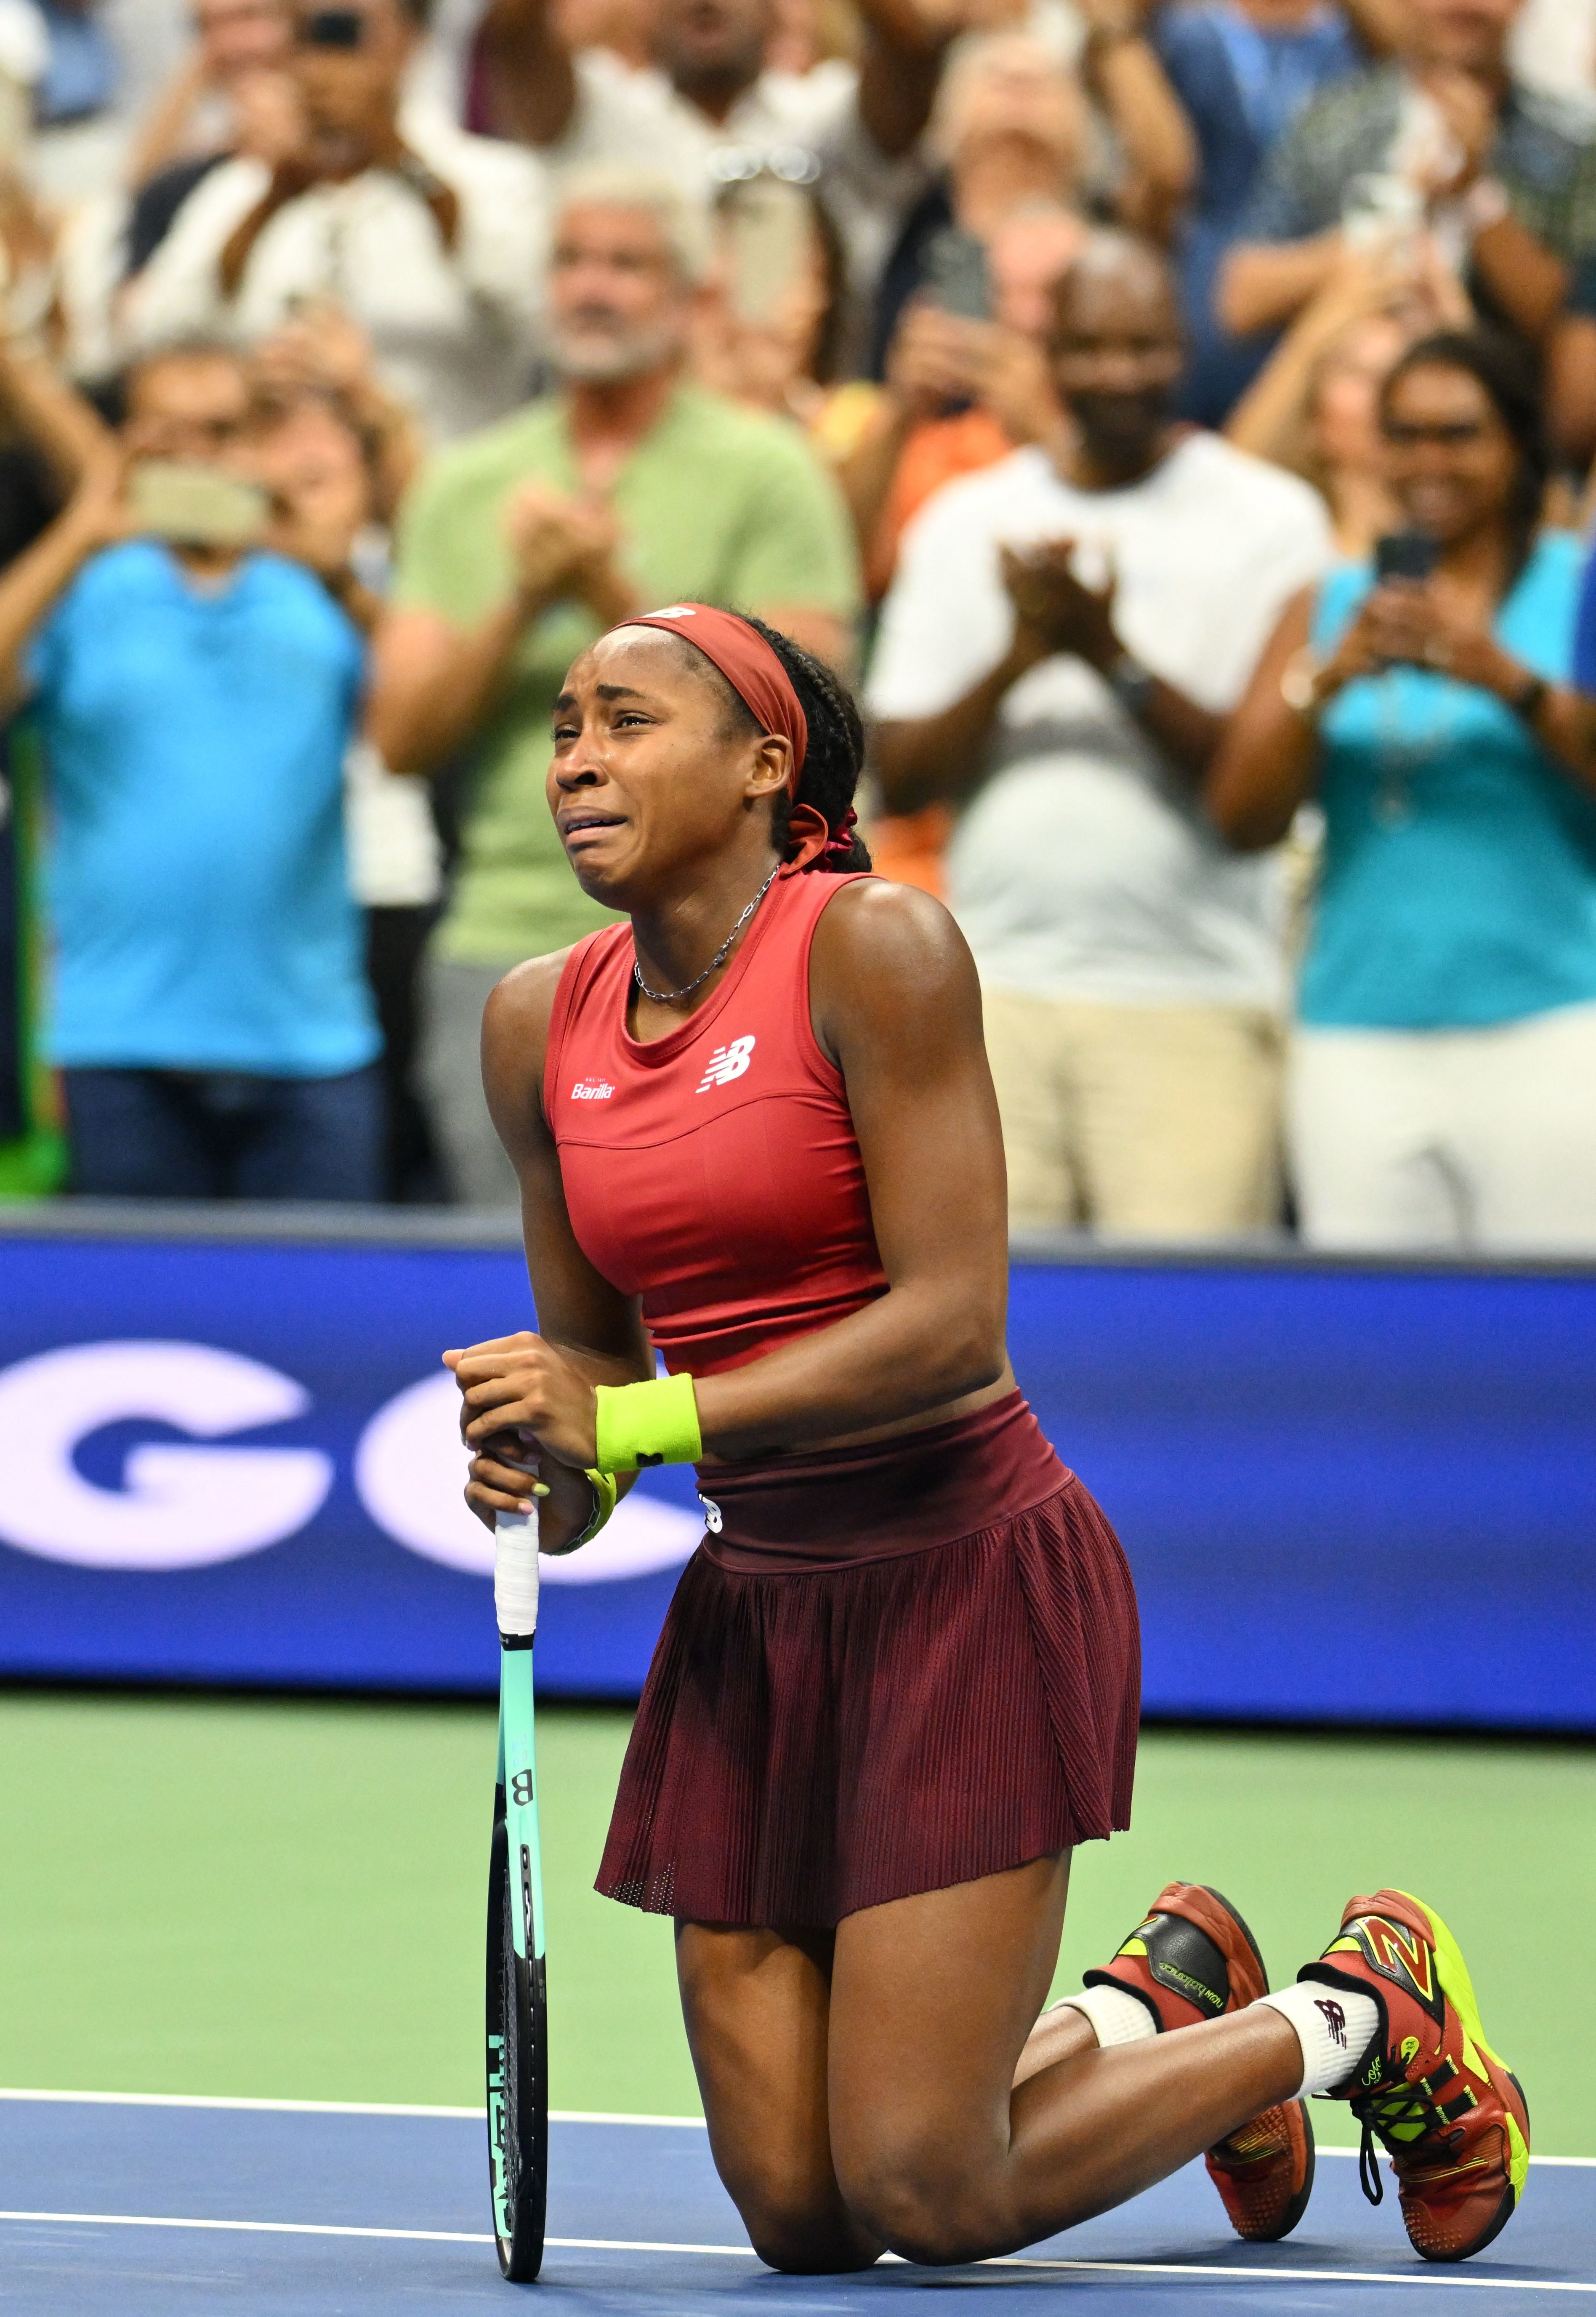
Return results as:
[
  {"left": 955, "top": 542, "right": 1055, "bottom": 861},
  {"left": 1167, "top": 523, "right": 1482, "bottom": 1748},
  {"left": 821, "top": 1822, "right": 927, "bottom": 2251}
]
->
[{"left": 633, "top": 862, "right": 781, "bottom": 1005}]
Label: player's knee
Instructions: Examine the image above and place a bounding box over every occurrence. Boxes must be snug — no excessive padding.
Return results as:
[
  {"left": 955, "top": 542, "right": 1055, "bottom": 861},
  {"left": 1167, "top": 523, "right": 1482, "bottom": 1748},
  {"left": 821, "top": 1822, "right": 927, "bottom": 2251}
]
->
[
  {"left": 721, "top": 2154, "right": 875, "bottom": 2276},
  {"left": 740, "top": 2192, "right": 875, "bottom": 2275},
  {"left": 747, "top": 2224, "right": 875, "bottom": 2275},
  {"left": 836, "top": 2141, "right": 993, "bottom": 2267}
]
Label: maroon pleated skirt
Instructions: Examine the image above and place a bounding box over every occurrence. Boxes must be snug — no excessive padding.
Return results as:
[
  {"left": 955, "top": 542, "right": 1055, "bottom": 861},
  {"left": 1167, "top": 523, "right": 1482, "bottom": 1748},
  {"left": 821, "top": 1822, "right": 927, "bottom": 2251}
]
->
[{"left": 595, "top": 1391, "right": 1140, "bottom": 1929}]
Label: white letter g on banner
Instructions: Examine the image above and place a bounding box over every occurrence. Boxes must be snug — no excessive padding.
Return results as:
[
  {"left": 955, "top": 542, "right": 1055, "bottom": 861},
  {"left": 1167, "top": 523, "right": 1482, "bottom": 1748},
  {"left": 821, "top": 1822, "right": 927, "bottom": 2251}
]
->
[{"left": 0, "top": 1340, "right": 334, "bottom": 1570}]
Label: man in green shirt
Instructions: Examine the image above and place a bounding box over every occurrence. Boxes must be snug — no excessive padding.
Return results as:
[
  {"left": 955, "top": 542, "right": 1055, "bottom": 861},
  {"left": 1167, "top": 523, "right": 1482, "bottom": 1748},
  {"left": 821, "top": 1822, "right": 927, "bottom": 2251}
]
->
[{"left": 372, "top": 164, "right": 862, "bottom": 1202}]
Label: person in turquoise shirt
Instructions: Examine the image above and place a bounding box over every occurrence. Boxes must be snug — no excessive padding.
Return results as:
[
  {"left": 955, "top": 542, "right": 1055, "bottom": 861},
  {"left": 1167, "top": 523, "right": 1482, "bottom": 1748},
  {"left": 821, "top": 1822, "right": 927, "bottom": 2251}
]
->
[
  {"left": 1210, "top": 328, "right": 1596, "bottom": 1252},
  {"left": 0, "top": 344, "right": 382, "bottom": 1201}
]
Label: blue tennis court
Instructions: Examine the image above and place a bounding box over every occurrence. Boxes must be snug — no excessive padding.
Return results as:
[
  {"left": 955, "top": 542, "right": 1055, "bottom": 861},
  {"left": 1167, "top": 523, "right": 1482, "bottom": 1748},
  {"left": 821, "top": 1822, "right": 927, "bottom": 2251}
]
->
[{"left": 2, "top": 2092, "right": 1590, "bottom": 2314}]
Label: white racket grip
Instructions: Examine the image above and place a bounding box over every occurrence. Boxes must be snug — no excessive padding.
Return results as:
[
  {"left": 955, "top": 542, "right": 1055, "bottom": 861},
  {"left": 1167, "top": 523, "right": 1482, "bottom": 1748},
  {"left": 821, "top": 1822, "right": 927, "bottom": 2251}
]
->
[{"left": 494, "top": 1509, "right": 540, "bottom": 1639}]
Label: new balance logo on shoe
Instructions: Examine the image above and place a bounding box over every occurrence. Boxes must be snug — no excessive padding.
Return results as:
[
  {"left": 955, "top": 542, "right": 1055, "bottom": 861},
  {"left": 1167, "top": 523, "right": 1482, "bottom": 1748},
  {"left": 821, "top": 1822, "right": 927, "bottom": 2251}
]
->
[
  {"left": 1359, "top": 1918, "right": 1436, "bottom": 2004},
  {"left": 698, "top": 1036, "right": 755, "bottom": 1092},
  {"left": 570, "top": 1078, "right": 615, "bottom": 1101},
  {"left": 1315, "top": 1998, "right": 1349, "bottom": 2048}
]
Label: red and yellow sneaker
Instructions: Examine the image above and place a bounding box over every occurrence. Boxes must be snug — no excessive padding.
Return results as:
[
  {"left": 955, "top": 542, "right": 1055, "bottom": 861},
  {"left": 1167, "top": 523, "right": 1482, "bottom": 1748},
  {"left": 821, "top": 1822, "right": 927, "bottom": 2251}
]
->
[
  {"left": 1299, "top": 1888, "right": 1530, "bottom": 2263},
  {"left": 1085, "top": 1882, "right": 1314, "bottom": 2242}
]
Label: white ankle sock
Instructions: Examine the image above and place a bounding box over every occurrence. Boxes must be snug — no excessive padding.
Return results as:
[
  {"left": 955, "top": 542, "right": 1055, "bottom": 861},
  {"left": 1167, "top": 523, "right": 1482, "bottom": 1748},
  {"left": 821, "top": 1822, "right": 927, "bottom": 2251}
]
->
[
  {"left": 1049, "top": 1984, "right": 1159, "bottom": 2048},
  {"left": 1259, "top": 1981, "right": 1379, "bottom": 2096}
]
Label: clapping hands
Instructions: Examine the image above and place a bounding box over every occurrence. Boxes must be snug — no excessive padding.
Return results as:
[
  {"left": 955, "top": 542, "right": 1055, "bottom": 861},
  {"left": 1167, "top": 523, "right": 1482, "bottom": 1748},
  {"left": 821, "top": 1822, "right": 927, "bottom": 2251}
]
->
[
  {"left": 1000, "top": 535, "right": 1120, "bottom": 668},
  {"left": 504, "top": 481, "right": 628, "bottom": 619}
]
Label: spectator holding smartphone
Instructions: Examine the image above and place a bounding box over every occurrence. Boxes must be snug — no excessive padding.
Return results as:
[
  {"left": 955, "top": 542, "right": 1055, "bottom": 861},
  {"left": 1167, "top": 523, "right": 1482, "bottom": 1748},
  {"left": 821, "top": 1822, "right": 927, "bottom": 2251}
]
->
[
  {"left": 1225, "top": 237, "right": 1471, "bottom": 554},
  {"left": 870, "top": 24, "right": 1194, "bottom": 370},
  {"left": 856, "top": 200, "right": 1082, "bottom": 597},
  {"left": 0, "top": 340, "right": 383, "bottom": 1201},
  {"left": 1218, "top": 0, "right": 1595, "bottom": 362},
  {"left": 125, "top": 0, "right": 549, "bottom": 443},
  {"left": 849, "top": 200, "right": 1083, "bottom": 898},
  {"left": 469, "top": 0, "right": 963, "bottom": 374},
  {"left": 689, "top": 168, "right": 867, "bottom": 439},
  {"left": 1212, "top": 329, "right": 1596, "bottom": 1252},
  {"left": 1153, "top": 0, "right": 1389, "bottom": 422},
  {"left": 251, "top": 374, "right": 444, "bottom": 1201},
  {"left": 124, "top": 0, "right": 297, "bottom": 275}
]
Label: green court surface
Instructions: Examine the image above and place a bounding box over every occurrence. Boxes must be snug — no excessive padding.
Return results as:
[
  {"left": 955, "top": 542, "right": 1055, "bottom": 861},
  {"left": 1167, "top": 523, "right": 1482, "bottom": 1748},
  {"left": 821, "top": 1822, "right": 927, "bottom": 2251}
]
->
[{"left": 1, "top": 1691, "right": 1588, "bottom": 2155}]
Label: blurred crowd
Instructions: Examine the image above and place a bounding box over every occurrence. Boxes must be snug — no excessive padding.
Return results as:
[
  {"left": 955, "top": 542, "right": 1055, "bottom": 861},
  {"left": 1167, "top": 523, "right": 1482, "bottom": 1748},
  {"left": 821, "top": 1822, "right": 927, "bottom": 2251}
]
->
[{"left": 1, "top": 0, "right": 1596, "bottom": 1250}]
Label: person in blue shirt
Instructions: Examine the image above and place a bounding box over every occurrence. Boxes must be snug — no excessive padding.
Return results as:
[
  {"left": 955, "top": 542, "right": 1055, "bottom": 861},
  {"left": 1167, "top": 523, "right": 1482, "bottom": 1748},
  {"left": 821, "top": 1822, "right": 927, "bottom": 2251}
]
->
[
  {"left": 1209, "top": 327, "right": 1596, "bottom": 1251},
  {"left": 1574, "top": 482, "right": 1596, "bottom": 699},
  {"left": 1155, "top": 0, "right": 1370, "bottom": 423},
  {"left": 0, "top": 341, "right": 384, "bottom": 1200},
  {"left": 34, "top": 0, "right": 120, "bottom": 127}
]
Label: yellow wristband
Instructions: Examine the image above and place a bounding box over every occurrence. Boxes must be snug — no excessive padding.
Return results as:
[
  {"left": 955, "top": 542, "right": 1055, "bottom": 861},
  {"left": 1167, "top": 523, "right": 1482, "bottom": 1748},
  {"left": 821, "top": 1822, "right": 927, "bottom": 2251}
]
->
[{"left": 593, "top": 1373, "right": 702, "bottom": 1470}]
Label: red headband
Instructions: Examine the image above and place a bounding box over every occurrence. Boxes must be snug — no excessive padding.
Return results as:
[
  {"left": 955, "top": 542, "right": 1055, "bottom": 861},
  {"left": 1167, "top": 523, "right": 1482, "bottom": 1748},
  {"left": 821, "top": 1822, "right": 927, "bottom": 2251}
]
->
[{"left": 615, "top": 604, "right": 808, "bottom": 785}]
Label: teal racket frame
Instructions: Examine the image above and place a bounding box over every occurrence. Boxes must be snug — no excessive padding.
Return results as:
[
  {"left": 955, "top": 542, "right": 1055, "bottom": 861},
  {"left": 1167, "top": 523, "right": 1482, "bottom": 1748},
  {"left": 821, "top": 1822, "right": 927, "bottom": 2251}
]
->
[{"left": 486, "top": 1609, "right": 548, "bottom": 2278}]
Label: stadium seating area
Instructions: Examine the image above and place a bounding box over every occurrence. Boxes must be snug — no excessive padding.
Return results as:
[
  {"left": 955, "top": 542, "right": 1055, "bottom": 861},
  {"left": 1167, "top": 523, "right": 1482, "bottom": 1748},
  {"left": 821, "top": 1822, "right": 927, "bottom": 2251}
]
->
[{"left": 1, "top": 0, "right": 1596, "bottom": 1248}]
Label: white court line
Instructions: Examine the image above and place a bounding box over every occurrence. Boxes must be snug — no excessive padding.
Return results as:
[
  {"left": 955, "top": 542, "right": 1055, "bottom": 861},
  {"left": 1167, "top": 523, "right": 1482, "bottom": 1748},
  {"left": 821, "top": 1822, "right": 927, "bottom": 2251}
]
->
[
  {"left": 1002, "top": 2257, "right": 1596, "bottom": 2294},
  {"left": 0, "top": 2088, "right": 703, "bottom": 2126},
  {"left": 0, "top": 2214, "right": 747, "bottom": 2255},
  {"left": 1316, "top": 2149, "right": 1596, "bottom": 2173},
  {"left": 0, "top": 2091, "right": 1588, "bottom": 2168},
  {"left": 0, "top": 2212, "right": 496, "bottom": 2245},
  {"left": 0, "top": 2210, "right": 1590, "bottom": 2290}
]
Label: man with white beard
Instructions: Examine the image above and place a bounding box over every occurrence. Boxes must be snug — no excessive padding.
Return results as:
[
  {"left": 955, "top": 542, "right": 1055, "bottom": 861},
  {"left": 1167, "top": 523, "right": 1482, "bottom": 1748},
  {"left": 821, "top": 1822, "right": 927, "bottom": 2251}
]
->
[{"left": 370, "top": 165, "right": 860, "bottom": 1204}]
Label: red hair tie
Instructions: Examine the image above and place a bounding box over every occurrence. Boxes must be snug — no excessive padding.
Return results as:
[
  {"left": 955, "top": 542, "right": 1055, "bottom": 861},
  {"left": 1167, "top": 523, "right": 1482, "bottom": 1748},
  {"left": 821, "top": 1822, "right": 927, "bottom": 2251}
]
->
[{"left": 784, "top": 802, "right": 857, "bottom": 872}]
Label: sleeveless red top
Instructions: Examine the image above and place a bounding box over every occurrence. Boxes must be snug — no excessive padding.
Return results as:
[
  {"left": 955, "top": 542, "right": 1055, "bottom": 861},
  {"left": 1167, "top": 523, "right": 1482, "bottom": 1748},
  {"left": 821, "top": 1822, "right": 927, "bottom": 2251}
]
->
[{"left": 545, "top": 868, "right": 891, "bottom": 1377}]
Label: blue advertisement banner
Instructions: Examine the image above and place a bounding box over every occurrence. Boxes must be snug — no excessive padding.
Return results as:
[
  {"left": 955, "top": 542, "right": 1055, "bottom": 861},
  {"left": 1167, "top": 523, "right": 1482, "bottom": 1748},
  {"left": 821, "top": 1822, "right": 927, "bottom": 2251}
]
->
[{"left": 0, "top": 1220, "right": 1592, "bottom": 1729}]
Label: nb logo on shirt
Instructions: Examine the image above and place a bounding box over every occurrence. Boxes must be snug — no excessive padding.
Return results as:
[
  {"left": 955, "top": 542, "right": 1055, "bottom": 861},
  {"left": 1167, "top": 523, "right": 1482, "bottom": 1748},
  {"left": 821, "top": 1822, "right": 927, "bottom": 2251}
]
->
[
  {"left": 697, "top": 1036, "right": 755, "bottom": 1092},
  {"left": 570, "top": 1077, "right": 616, "bottom": 1101}
]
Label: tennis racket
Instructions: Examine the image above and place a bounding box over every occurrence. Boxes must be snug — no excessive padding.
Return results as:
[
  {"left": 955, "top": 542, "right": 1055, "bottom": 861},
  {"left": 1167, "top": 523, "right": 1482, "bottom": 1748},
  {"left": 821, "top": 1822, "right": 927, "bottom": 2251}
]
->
[{"left": 487, "top": 1508, "right": 548, "bottom": 2282}]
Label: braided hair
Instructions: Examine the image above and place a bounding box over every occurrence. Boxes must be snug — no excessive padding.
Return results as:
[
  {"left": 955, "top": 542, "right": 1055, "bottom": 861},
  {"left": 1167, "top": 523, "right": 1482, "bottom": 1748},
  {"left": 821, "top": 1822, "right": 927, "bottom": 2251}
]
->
[{"left": 689, "top": 613, "right": 872, "bottom": 874}]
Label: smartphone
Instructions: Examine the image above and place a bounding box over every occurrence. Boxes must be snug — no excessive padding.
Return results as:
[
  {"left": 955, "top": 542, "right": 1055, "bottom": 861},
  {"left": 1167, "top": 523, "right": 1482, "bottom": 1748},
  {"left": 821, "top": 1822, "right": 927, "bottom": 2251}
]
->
[
  {"left": 299, "top": 7, "right": 364, "bottom": 46},
  {"left": 1340, "top": 170, "right": 1423, "bottom": 250},
  {"left": 721, "top": 178, "right": 813, "bottom": 326},
  {"left": 129, "top": 461, "right": 269, "bottom": 549},
  {"left": 1374, "top": 528, "right": 1439, "bottom": 584},
  {"left": 922, "top": 230, "right": 991, "bottom": 324}
]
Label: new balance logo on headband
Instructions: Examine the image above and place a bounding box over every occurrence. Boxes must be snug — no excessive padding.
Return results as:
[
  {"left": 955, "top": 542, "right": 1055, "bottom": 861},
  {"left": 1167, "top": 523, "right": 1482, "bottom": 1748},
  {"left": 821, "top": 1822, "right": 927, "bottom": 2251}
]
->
[
  {"left": 646, "top": 605, "right": 695, "bottom": 619},
  {"left": 698, "top": 1036, "right": 755, "bottom": 1092}
]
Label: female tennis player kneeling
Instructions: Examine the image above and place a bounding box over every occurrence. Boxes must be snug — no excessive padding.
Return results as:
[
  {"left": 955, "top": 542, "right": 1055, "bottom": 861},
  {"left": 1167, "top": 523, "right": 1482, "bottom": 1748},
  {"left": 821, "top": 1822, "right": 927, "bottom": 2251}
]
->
[{"left": 445, "top": 606, "right": 1527, "bottom": 2273}]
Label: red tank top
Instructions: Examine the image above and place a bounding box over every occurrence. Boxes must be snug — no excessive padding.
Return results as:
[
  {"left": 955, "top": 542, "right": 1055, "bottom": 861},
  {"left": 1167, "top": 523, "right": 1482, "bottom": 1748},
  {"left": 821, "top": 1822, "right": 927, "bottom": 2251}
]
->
[{"left": 545, "top": 867, "right": 891, "bottom": 1377}]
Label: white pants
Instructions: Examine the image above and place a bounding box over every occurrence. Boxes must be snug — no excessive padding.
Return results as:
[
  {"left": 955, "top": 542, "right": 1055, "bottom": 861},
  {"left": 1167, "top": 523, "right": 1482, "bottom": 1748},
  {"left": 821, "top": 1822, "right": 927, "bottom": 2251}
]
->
[
  {"left": 983, "top": 988, "right": 1284, "bottom": 1236},
  {"left": 1288, "top": 1003, "right": 1596, "bottom": 1254}
]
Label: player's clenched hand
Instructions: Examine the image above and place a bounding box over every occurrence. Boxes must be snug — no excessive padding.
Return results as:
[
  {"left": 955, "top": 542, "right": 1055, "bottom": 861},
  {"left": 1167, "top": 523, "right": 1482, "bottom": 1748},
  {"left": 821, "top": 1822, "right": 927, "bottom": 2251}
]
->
[
  {"left": 462, "top": 1424, "right": 597, "bottom": 1551},
  {"left": 443, "top": 1331, "right": 598, "bottom": 1468}
]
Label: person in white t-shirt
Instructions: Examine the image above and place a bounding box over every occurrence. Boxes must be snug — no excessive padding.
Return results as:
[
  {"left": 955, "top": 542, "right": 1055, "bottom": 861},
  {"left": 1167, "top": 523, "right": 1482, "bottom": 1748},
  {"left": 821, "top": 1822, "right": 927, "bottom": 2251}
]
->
[
  {"left": 1509, "top": 0, "right": 1595, "bottom": 102},
  {"left": 468, "top": 0, "right": 951, "bottom": 371},
  {"left": 868, "top": 230, "right": 1331, "bottom": 1239},
  {"left": 125, "top": 0, "right": 549, "bottom": 445}
]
